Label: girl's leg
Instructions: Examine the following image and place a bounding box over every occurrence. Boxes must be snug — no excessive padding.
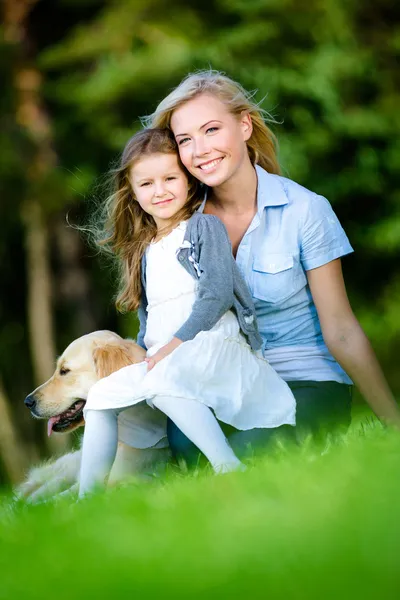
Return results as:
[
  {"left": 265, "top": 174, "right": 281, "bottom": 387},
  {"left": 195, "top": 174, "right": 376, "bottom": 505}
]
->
[
  {"left": 167, "top": 382, "right": 353, "bottom": 464},
  {"left": 79, "top": 408, "right": 120, "bottom": 497},
  {"left": 78, "top": 362, "right": 148, "bottom": 496},
  {"left": 152, "top": 396, "right": 243, "bottom": 473}
]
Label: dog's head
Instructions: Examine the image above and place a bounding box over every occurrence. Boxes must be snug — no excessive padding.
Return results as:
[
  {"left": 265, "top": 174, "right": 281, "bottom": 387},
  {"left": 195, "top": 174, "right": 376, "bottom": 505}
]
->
[{"left": 24, "top": 330, "right": 146, "bottom": 436}]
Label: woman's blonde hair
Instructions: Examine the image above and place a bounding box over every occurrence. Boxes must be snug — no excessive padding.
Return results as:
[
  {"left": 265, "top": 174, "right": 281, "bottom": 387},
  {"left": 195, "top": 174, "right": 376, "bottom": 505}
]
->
[
  {"left": 96, "top": 128, "right": 202, "bottom": 312},
  {"left": 145, "top": 70, "right": 280, "bottom": 175}
]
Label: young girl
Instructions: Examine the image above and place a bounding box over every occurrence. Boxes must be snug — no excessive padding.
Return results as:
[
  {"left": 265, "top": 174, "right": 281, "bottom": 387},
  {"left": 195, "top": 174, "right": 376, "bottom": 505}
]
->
[{"left": 79, "top": 128, "right": 296, "bottom": 496}]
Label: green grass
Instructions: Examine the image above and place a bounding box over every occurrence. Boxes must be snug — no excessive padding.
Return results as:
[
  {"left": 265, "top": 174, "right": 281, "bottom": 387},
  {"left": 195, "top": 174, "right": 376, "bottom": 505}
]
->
[{"left": 1, "top": 419, "right": 399, "bottom": 599}]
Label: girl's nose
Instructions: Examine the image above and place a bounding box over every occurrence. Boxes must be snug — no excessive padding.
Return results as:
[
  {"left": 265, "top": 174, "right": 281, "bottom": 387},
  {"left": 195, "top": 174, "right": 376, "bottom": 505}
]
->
[{"left": 154, "top": 182, "right": 166, "bottom": 197}]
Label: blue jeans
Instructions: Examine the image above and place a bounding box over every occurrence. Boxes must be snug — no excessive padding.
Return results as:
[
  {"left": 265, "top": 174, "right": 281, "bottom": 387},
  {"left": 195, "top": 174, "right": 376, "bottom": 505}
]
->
[{"left": 167, "top": 381, "right": 353, "bottom": 467}]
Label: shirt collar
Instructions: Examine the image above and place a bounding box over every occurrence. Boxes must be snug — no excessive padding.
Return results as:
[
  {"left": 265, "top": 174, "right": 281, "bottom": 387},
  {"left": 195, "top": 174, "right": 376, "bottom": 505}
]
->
[
  {"left": 196, "top": 165, "right": 288, "bottom": 214},
  {"left": 255, "top": 165, "right": 288, "bottom": 212}
]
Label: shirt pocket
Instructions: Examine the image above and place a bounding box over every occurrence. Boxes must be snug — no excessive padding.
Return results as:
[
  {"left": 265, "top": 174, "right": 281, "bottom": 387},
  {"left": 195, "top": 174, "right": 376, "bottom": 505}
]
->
[{"left": 252, "top": 253, "right": 299, "bottom": 304}]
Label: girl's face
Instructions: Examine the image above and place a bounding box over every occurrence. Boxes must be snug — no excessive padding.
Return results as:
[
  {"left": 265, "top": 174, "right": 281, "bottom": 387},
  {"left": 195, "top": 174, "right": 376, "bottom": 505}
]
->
[
  {"left": 129, "top": 152, "right": 189, "bottom": 230},
  {"left": 170, "top": 93, "right": 252, "bottom": 188}
]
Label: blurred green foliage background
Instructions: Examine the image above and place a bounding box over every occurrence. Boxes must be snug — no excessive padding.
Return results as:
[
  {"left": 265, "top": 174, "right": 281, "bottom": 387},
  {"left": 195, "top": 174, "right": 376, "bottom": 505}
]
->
[{"left": 0, "top": 0, "right": 399, "bottom": 484}]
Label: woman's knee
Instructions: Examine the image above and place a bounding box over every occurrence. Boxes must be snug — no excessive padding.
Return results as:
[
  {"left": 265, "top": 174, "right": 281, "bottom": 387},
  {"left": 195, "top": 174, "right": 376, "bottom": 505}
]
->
[
  {"left": 228, "top": 426, "right": 294, "bottom": 458},
  {"left": 289, "top": 381, "right": 352, "bottom": 437},
  {"left": 166, "top": 418, "right": 202, "bottom": 466}
]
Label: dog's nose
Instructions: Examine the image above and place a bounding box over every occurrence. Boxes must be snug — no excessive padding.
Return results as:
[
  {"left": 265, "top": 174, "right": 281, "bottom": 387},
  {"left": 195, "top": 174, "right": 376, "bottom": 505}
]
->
[{"left": 24, "top": 393, "right": 36, "bottom": 410}]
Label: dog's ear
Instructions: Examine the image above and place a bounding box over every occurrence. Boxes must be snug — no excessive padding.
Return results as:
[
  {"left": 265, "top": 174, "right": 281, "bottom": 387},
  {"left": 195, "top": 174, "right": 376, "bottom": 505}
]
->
[
  {"left": 93, "top": 344, "right": 138, "bottom": 379},
  {"left": 121, "top": 340, "right": 146, "bottom": 365}
]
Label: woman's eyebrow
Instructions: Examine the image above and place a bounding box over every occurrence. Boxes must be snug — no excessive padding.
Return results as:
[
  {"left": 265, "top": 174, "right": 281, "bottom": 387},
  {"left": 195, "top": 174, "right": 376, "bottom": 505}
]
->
[
  {"left": 175, "top": 120, "right": 222, "bottom": 137},
  {"left": 201, "top": 120, "right": 222, "bottom": 129}
]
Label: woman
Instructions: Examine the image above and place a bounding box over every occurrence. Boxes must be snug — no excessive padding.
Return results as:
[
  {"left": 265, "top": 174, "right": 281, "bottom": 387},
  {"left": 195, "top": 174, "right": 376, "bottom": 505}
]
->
[{"left": 146, "top": 70, "right": 400, "bottom": 463}]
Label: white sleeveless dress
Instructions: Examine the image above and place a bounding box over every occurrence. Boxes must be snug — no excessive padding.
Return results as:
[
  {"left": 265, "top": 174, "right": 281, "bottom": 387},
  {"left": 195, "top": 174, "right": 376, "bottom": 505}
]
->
[{"left": 85, "top": 222, "right": 296, "bottom": 444}]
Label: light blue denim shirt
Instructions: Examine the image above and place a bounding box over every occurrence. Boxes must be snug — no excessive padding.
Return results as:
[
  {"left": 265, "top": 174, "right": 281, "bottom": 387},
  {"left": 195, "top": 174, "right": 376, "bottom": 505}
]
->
[{"left": 200, "top": 165, "right": 353, "bottom": 384}]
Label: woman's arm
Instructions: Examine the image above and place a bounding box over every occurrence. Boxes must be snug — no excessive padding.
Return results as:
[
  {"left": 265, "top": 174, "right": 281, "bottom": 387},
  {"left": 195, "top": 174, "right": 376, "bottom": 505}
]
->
[{"left": 307, "top": 259, "right": 400, "bottom": 427}]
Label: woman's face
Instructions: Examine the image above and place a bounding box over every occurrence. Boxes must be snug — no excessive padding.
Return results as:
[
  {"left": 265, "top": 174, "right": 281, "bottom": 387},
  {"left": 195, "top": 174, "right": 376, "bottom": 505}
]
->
[{"left": 170, "top": 93, "right": 252, "bottom": 188}]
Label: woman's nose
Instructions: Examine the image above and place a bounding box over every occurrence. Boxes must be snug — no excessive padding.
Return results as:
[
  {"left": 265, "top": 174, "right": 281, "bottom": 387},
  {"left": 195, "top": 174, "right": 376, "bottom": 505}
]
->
[{"left": 193, "top": 136, "right": 210, "bottom": 157}]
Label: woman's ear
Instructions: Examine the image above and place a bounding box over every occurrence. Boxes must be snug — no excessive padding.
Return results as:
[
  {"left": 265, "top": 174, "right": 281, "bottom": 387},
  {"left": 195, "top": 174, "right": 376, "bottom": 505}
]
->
[
  {"left": 240, "top": 111, "right": 253, "bottom": 142},
  {"left": 93, "top": 344, "right": 137, "bottom": 379}
]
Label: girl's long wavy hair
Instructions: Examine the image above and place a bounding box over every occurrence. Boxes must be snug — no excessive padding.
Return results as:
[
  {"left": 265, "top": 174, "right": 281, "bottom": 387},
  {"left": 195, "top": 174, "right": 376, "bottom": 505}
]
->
[
  {"left": 96, "top": 128, "right": 202, "bottom": 312},
  {"left": 144, "top": 69, "right": 280, "bottom": 175}
]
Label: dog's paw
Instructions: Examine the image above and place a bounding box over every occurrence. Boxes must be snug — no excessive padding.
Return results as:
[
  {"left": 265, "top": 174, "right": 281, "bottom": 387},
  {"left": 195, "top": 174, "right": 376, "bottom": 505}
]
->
[
  {"left": 15, "top": 450, "right": 81, "bottom": 503},
  {"left": 15, "top": 463, "right": 55, "bottom": 500}
]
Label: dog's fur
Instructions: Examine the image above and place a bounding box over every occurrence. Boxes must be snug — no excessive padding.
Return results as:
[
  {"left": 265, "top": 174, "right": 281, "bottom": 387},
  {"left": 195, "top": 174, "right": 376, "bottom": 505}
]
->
[{"left": 18, "top": 331, "right": 170, "bottom": 502}]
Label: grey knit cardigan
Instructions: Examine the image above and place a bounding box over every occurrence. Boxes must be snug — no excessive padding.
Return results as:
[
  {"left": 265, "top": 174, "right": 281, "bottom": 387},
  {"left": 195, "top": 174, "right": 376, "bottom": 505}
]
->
[{"left": 137, "top": 212, "right": 263, "bottom": 351}]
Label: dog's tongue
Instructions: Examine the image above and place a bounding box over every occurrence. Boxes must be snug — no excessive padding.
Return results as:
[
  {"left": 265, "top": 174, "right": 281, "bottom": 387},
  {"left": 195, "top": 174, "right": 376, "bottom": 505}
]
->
[{"left": 47, "top": 416, "right": 59, "bottom": 437}]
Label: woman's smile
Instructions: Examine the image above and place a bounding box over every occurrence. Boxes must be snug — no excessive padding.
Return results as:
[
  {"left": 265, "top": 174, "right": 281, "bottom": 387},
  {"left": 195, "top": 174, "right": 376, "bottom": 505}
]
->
[{"left": 197, "top": 157, "right": 224, "bottom": 172}]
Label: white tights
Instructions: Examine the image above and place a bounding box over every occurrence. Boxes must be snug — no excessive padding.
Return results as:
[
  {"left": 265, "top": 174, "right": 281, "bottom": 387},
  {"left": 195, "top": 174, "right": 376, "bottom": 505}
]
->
[{"left": 79, "top": 396, "right": 243, "bottom": 497}]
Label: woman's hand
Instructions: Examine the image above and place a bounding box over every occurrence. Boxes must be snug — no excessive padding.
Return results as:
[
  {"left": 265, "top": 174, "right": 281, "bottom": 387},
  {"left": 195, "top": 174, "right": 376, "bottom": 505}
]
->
[{"left": 145, "top": 337, "right": 183, "bottom": 371}]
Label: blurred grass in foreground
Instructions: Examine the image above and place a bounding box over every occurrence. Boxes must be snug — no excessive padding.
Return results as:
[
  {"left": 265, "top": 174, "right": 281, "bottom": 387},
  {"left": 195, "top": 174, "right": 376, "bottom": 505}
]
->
[{"left": 0, "top": 419, "right": 399, "bottom": 599}]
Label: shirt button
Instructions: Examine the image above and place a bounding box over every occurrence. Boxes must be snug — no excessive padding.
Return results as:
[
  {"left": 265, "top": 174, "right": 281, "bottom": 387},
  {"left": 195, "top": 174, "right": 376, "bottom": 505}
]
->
[{"left": 178, "top": 255, "right": 184, "bottom": 262}]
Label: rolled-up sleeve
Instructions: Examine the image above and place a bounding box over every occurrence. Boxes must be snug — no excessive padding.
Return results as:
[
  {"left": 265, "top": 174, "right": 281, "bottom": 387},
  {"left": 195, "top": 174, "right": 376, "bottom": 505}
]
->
[{"left": 300, "top": 194, "right": 353, "bottom": 271}]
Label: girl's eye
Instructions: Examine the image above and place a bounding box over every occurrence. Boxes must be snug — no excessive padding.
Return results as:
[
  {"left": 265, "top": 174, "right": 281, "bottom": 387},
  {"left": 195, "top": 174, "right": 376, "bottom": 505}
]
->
[
  {"left": 166, "top": 176, "right": 176, "bottom": 181},
  {"left": 206, "top": 126, "right": 218, "bottom": 134},
  {"left": 140, "top": 182, "right": 151, "bottom": 187},
  {"left": 178, "top": 137, "right": 190, "bottom": 145}
]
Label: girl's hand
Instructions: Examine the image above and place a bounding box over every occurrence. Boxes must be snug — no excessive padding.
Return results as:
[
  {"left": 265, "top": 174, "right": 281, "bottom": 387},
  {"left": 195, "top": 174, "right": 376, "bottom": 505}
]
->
[{"left": 145, "top": 337, "right": 183, "bottom": 371}]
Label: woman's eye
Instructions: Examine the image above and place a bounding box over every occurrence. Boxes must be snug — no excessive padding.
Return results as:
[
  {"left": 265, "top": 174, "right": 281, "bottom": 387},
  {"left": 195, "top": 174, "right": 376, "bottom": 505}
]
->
[
  {"left": 206, "top": 127, "right": 218, "bottom": 134},
  {"left": 59, "top": 367, "right": 70, "bottom": 376},
  {"left": 178, "top": 137, "right": 190, "bottom": 145}
]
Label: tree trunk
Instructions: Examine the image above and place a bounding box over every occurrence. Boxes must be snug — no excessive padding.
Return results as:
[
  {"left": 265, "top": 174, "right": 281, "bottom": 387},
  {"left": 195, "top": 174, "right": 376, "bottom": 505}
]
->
[
  {"left": 22, "top": 200, "right": 56, "bottom": 387},
  {"left": 0, "top": 377, "right": 28, "bottom": 484},
  {"left": 4, "top": 0, "right": 70, "bottom": 456}
]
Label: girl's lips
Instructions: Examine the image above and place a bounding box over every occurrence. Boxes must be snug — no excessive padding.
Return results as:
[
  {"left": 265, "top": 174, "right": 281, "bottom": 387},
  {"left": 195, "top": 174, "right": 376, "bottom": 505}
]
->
[{"left": 154, "top": 199, "right": 173, "bottom": 206}]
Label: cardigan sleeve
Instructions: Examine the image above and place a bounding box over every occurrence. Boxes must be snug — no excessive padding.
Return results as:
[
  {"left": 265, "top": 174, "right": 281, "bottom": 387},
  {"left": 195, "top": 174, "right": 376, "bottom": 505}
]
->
[{"left": 174, "top": 215, "right": 234, "bottom": 342}]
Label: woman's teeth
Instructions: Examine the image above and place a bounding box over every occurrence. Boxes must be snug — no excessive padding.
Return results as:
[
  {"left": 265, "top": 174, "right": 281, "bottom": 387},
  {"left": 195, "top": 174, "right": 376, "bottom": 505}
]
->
[{"left": 199, "top": 158, "right": 222, "bottom": 171}]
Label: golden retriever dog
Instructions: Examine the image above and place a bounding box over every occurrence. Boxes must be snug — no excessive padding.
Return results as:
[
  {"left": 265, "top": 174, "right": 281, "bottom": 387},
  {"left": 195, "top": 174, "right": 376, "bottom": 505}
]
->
[{"left": 18, "top": 331, "right": 170, "bottom": 502}]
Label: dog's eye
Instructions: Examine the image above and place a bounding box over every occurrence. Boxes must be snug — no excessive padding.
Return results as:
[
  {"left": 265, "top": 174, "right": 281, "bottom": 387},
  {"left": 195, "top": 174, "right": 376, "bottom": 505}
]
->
[{"left": 59, "top": 367, "right": 70, "bottom": 376}]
